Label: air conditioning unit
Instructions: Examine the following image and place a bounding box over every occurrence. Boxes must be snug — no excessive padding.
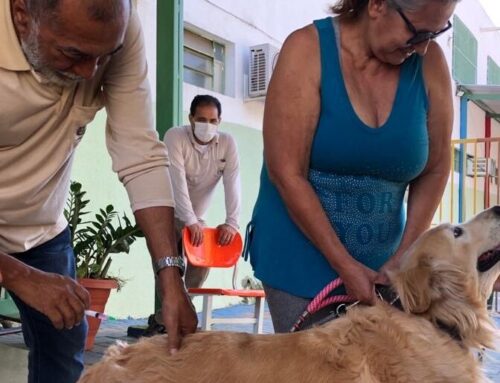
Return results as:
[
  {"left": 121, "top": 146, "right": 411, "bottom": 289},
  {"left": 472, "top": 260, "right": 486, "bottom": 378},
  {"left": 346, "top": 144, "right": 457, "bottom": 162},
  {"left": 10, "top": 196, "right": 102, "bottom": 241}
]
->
[
  {"left": 248, "top": 43, "right": 280, "bottom": 98},
  {"left": 466, "top": 157, "right": 497, "bottom": 177}
]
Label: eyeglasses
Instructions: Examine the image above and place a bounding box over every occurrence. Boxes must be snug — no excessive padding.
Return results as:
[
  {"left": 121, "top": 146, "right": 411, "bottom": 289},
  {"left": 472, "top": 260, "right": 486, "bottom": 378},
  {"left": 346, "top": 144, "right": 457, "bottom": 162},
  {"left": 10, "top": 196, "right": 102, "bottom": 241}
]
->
[{"left": 396, "top": 8, "right": 452, "bottom": 46}]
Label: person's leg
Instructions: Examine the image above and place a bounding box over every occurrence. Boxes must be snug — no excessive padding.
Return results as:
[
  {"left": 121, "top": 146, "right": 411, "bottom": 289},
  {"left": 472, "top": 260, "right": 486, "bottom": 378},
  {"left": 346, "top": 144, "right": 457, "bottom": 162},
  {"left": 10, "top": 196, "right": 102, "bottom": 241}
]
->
[
  {"left": 182, "top": 219, "right": 210, "bottom": 289},
  {"left": 184, "top": 263, "right": 210, "bottom": 288},
  {"left": 263, "top": 284, "right": 310, "bottom": 333},
  {"left": 9, "top": 228, "right": 87, "bottom": 383}
]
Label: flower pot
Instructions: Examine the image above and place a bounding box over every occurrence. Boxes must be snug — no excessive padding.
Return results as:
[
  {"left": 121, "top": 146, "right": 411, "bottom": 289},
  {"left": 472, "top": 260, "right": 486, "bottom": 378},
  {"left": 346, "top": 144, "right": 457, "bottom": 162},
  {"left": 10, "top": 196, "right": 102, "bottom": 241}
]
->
[{"left": 79, "top": 278, "right": 118, "bottom": 350}]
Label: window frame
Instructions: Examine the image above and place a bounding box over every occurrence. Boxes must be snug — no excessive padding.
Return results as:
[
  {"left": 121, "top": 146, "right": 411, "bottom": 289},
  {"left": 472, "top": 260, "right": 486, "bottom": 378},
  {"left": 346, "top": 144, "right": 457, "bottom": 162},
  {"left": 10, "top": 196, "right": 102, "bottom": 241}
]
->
[{"left": 183, "top": 28, "right": 226, "bottom": 94}]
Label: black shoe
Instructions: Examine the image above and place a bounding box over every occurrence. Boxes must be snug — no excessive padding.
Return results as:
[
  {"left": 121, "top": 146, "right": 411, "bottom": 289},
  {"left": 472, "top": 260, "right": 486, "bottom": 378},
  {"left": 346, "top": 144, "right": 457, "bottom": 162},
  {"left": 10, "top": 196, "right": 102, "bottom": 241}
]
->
[{"left": 143, "top": 314, "right": 166, "bottom": 337}]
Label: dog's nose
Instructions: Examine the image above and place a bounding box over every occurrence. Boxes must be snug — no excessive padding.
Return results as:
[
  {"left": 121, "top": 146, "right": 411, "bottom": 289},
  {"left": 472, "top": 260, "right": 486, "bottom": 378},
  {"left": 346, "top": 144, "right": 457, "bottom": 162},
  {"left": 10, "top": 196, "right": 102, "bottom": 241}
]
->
[{"left": 492, "top": 205, "right": 500, "bottom": 216}]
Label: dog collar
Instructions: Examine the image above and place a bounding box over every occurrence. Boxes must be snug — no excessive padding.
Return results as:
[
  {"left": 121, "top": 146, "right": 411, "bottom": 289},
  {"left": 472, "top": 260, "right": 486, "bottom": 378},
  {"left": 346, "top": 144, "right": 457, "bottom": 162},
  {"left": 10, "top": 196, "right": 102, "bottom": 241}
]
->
[
  {"left": 370, "top": 286, "right": 463, "bottom": 344},
  {"left": 435, "top": 320, "right": 463, "bottom": 343},
  {"left": 376, "top": 286, "right": 463, "bottom": 344}
]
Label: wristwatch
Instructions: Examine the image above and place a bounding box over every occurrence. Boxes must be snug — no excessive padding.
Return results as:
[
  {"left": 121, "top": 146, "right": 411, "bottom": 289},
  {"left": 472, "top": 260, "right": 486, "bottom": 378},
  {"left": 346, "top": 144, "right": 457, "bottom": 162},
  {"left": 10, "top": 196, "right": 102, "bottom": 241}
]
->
[{"left": 153, "top": 256, "right": 185, "bottom": 276}]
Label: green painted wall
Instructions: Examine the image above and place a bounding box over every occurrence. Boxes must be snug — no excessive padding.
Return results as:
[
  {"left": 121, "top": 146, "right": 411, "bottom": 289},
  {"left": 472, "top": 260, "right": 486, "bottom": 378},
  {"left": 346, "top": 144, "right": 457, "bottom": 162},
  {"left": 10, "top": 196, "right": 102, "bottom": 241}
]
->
[
  {"left": 71, "top": 111, "right": 152, "bottom": 318},
  {"left": 452, "top": 16, "right": 478, "bottom": 85},
  {"left": 487, "top": 56, "right": 500, "bottom": 86},
  {"left": 72, "top": 110, "right": 263, "bottom": 318}
]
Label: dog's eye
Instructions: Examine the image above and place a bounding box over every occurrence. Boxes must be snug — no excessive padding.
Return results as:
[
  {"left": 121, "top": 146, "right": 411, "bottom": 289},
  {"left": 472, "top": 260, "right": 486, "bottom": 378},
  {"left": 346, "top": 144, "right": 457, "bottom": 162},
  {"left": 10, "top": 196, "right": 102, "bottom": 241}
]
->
[{"left": 453, "top": 227, "right": 463, "bottom": 238}]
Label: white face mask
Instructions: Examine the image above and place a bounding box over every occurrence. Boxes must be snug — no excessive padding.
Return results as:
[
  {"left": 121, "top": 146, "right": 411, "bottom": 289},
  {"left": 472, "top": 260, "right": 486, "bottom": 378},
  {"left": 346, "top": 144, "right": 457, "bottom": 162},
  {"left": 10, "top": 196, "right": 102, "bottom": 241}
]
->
[{"left": 193, "top": 121, "right": 218, "bottom": 143}]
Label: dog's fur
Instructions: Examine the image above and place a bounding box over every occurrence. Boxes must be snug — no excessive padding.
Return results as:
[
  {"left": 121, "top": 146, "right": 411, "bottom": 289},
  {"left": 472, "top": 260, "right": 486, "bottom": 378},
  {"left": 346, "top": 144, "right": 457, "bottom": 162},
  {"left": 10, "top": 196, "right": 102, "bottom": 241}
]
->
[{"left": 79, "top": 207, "right": 500, "bottom": 383}]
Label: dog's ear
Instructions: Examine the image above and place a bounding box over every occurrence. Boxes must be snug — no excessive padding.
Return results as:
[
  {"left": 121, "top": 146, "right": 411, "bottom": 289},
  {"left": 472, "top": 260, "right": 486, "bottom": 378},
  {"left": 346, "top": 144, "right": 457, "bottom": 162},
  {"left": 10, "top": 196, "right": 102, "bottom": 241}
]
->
[{"left": 389, "top": 255, "right": 434, "bottom": 314}]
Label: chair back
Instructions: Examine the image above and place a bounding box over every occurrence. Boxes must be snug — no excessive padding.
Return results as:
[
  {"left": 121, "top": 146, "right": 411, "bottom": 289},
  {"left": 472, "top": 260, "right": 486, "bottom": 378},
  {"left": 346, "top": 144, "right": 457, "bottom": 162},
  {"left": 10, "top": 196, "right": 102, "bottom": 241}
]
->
[{"left": 182, "top": 227, "right": 243, "bottom": 268}]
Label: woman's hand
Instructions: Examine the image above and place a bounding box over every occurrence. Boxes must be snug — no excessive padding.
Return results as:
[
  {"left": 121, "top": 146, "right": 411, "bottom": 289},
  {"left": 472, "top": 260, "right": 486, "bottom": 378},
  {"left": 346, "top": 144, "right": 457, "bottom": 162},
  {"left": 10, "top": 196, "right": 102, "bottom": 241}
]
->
[
  {"left": 338, "top": 261, "right": 378, "bottom": 305},
  {"left": 375, "top": 257, "right": 402, "bottom": 286}
]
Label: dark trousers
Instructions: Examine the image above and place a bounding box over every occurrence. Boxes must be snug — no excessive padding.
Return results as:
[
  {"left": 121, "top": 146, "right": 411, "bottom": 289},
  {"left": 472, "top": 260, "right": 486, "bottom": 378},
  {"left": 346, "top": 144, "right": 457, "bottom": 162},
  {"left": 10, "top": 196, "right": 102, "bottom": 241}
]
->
[
  {"left": 263, "top": 284, "right": 310, "bottom": 333},
  {"left": 9, "top": 227, "right": 87, "bottom": 383}
]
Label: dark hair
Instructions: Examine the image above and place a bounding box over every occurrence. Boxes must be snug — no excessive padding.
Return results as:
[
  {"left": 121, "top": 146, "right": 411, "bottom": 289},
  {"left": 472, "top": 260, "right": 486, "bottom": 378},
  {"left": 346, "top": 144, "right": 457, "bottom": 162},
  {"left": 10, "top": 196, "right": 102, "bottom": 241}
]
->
[
  {"left": 330, "top": 0, "right": 369, "bottom": 20},
  {"left": 330, "top": 0, "right": 459, "bottom": 20},
  {"left": 190, "top": 95, "right": 222, "bottom": 118},
  {"left": 25, "top": 0, "right": 59, "bottom": 20},
  {"left": 26, "top": 0, "right": 131, "bottom": 23}
]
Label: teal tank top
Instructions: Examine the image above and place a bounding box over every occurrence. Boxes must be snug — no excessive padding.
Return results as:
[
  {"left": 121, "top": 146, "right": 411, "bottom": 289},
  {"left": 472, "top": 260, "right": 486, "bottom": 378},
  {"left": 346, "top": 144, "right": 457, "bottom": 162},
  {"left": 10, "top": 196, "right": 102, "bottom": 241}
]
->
[{"left": 246, "top": 17, "right": 429, "bottom": 298}]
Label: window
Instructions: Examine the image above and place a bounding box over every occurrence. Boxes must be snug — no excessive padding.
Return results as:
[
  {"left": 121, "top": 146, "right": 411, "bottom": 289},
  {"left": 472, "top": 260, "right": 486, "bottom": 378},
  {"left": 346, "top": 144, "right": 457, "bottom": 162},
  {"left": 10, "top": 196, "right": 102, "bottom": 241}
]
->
[
  {"left": 452, "top": 16, "right": 478, "bottom": 85},
  {"left": 487, "top": 57, "right": 500, "bottom": 86},
  {"left": 183, "top": 29, "right": 225, "bottom": 94}
]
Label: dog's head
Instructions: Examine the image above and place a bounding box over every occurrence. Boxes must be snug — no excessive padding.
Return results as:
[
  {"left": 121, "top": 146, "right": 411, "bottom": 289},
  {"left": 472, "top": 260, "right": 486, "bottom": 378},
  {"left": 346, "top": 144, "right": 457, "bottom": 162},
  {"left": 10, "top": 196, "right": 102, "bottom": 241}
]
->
[{"left": 389, "top": 206, "right": 500, "bottom": 349}]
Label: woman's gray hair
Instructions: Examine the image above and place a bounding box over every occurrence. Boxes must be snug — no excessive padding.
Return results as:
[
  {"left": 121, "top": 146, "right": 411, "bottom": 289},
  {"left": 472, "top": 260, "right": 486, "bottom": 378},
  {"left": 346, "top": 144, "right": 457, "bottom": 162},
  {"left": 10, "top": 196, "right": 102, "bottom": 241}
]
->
[
  {"left": 330, "top": 0, "right": 460, "bottom": 20},
  {"left": 386, "top": 0, "right": 458, "bottom": 11}
]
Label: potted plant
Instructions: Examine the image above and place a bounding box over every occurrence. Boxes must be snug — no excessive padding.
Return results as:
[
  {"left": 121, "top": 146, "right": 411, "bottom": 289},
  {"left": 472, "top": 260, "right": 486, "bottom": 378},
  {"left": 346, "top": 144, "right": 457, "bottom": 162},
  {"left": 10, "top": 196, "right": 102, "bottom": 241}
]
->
[{"left": 64, "top": 181, "right": 143, "bottom": 350}]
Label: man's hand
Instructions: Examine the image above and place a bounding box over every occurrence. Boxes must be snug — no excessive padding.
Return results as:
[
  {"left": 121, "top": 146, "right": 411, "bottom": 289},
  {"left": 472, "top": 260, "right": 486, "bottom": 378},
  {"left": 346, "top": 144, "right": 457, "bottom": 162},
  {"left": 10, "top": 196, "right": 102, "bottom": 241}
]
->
[
  {"left": 2, "top": 259, "right": 89, "bottom": 330},
  {"left": 187, "top": 223, "right": 204, "bottom": 247},
  {"left": 159, "top": 268, "right": 198, "bottom": 355},
  {"left": 134, "top": 206, "right": 198, "bottom": 354},
  {"left": 216, "top": 224, "right": 237, "bottom": 246}
]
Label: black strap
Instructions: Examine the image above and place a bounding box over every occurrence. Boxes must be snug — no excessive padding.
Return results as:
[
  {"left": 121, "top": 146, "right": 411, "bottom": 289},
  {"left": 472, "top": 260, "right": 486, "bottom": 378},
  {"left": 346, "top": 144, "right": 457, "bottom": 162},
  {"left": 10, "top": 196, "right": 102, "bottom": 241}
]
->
[{"left": 302, "top": 284, "right": 462, "bottom": 344}]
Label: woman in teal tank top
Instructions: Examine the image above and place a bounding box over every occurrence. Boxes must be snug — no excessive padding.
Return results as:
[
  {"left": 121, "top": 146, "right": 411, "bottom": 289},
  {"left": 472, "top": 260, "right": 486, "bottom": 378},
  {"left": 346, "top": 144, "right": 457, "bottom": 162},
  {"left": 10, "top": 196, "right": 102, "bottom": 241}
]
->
[{"left": 246, "top": 0, "right": 457, "bottom": 333}]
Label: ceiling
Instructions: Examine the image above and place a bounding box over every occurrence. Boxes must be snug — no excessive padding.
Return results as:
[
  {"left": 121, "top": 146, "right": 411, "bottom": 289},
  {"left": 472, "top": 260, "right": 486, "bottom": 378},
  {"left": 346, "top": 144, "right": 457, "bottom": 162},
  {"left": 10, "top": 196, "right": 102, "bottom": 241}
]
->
[{"left": 457, "top": 84, "right": 500, "bottom": 122}]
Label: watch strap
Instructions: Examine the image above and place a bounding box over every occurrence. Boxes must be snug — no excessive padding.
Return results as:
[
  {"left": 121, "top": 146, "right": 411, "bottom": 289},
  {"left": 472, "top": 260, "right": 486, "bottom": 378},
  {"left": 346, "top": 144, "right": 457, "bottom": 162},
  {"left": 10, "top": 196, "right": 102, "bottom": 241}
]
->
[{"left": 154, "top": 256, "right": 185, "bottom": 276}]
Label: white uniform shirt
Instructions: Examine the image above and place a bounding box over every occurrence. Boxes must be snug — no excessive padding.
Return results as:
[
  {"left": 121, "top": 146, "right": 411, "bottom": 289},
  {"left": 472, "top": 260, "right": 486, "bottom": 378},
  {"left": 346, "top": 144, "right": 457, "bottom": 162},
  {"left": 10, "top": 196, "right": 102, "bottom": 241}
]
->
[{"left": 164, "top": 125, "right": 241, "bottom": 229}]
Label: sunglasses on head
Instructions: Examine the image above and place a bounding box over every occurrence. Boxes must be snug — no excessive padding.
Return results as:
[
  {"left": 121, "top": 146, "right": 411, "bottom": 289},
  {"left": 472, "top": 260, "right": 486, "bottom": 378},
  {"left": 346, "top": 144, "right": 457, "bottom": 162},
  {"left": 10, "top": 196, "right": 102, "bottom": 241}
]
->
[{"left": 396, "top": 8, "right": 452, "bottom": 46}]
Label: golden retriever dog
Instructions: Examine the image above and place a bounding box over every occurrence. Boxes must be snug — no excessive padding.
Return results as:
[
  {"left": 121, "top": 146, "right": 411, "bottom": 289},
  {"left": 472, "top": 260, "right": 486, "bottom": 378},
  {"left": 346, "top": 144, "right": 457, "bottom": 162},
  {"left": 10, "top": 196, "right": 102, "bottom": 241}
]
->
[{"left": 79, "top": 207, "right": 500, "bottom": 383}]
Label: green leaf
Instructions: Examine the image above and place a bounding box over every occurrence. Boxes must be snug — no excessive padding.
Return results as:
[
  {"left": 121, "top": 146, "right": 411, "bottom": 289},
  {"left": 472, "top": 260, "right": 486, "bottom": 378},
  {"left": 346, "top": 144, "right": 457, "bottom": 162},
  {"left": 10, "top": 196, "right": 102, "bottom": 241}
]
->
[{"left": 65, "top": 181, "right": 143, "bottom": 287}]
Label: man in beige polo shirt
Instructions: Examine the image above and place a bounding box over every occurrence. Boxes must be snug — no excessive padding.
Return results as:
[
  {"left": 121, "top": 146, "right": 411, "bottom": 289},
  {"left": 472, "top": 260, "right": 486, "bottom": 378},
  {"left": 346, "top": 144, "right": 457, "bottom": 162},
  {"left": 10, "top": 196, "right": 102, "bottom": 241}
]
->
[{"left": 0, "top": 0, "right": 197, "bottom": 381}]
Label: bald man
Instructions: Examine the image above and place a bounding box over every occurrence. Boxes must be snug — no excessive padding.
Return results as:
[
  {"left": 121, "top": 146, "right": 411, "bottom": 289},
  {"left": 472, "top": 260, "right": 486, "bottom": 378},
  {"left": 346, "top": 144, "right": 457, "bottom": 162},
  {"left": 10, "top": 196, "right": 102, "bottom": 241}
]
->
[{"left": 0, "top": 1, "right": 197, "bottom": 381}]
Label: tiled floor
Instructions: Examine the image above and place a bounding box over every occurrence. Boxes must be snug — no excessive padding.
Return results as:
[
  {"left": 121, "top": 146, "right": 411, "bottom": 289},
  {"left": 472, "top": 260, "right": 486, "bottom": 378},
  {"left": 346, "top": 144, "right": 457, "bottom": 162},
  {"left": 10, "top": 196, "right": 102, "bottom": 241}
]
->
[{"left": 1, "top": 306, "right": 499, "bottom": 382}]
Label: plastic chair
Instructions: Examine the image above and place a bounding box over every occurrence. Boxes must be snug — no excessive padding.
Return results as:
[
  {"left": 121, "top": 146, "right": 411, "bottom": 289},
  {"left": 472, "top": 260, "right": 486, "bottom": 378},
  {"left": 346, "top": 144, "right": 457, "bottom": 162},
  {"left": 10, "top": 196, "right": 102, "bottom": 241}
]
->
[{"left": 183, "top": 227, "right": 266, "bottom": 334}]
